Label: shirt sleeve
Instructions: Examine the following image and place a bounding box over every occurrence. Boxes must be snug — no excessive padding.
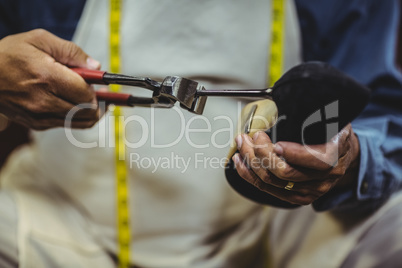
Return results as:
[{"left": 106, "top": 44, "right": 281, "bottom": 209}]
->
[
  {"left": 300, "top": 0, "right": 402, "bottom": 212},
  {"left": 226, "top": 0, "right": 402, "bottom": 213},
  {"left": 0, "top": 0, "right": 86, "bottom": 40},
  {"left": 0, "top": 0, "right": 19, "bottom": 38}
]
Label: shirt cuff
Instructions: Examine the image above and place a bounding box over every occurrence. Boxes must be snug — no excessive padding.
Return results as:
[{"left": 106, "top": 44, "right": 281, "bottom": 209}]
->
[
  {"left": 354, "top": 126, "right": 384, "bottom": 201},
  {"left": 313, "top": 121, "right": 386, "bottom": 211}
]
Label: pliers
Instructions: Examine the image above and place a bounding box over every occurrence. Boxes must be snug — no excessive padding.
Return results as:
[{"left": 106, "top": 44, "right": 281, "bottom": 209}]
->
[{"left": 72, "top": 68, "right": 272, "bottom": 115}]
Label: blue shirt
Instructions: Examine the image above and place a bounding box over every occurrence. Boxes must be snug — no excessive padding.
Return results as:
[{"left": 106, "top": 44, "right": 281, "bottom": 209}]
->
[
  {"left": 0, "top": 0, "right": 85, "bottom": 40},
  {"left": 296, "top": 0, "right": 402, "bottom": 213},
  {"left": 1, "top": 0, "right": 401, "bottom": 213}
]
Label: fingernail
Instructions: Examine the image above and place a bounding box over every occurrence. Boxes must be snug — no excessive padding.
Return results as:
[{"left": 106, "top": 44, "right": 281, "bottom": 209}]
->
[
  {"left": 87, "top": 57, "right": 101, "bottom": 69},
  {"left": 232, "top": 154, "right": 243, "bottom": 167},
  {"left": 252, "top": 131, "right": 260, "bottom": 141},
  {"left": 274, "top": 144, "right": 283, "bottom": 156},
  {"left": 232, "top": 153, "right": 240, "bottom": 164},
  {"left": 235, "top": 135, "right": 243, "bottom": 150}
]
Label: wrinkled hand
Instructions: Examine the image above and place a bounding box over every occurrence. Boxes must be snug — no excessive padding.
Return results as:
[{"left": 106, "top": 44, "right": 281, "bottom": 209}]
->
[
  {"left": 232, "top": 124, "right": 360, "bottom": 205},
  {"left": 0, "top": 29, "right": 102, "bottom": 130}
]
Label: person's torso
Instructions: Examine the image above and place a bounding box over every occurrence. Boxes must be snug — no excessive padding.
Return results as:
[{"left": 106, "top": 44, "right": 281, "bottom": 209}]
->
[{"left": 3, "top": 0, "right": 301, "bottom": 266}]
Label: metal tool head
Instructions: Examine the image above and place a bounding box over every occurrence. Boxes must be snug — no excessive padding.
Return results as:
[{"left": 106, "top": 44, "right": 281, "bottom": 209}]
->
[
  {"left": 158, "top": 76, "right": 208, "bottom": 115},
  {"left": 186, "top": 86, "right": 207, "bottom": 115}
]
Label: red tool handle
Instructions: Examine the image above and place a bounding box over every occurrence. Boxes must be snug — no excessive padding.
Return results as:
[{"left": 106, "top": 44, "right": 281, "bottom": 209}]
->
[
  {"left": 72, "top": 68, "right": 107, "bottom": 84},
  {"left": 96, "top": 91, "right": 132, "bottom": 106},
  {"left": 72, "top": 68, "right": 132, "bottom": 106}
]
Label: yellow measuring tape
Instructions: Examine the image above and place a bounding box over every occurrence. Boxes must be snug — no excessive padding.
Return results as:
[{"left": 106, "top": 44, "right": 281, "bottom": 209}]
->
[
  {"left": 268, "top": 0, "right": 286, "bottom": 86},
  {"left": 266, "top": 1, "right": 285, "bottom": 267},
  {"left": 110, "top": 0, "right": 131, "bottom": 267}
]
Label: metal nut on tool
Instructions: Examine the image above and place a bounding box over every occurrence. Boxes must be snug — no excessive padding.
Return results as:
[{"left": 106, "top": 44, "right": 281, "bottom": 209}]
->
[
  {"left": 188, "top": 86, "right": 207, "bottom": 115},
  {"left": 160, "top": 76, "right": 199, "bottom": 110}
]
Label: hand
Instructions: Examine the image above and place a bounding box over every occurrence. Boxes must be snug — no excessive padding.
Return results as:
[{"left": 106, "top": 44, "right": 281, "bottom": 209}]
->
[
  {"left": 0, "top": 29, "right": 102, "bottom": 130},
  {"left": 232, "top": 124, "right": 360, "bottom": 205}
]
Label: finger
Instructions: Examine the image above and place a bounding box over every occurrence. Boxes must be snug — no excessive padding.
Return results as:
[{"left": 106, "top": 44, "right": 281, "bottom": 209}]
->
[
  {"left": 233, "top": 154, "right": 317, "bottom": 205},
  {"left": 235, "top": 134, "right": 327, "bottom": 196},
  {"left": 63, "top": 98, "right": 100, "bottom": 124},
  {"left": 235, "top": 133, "right": 338, "bottom": 199},
  {"left": 26, "top": 29, "right": 100, "bottom": 69},
  {"left": 3, "top": 92, "right": 98, "bottom": 123},
  {"left": 10, "top": 108, "right": 98, "bottom": 130},
  {"left": 325, "top": 149, "right": 354, "bottom": 178},
  {"left": 251, "top": 131, "right": 310, "bottom": 182},
  {"left": 232, "top": 153, "right": 262, "bottom": 187},
  {"left": 235, "top": 134, "right": 256, "bottom": 167},
  {"left": 274, "top": 126, "right": 352, "bottom": 170},
  {"left": 36, "top": 118, "right": 98, "bottom": 130},
  {"left": 25, "top": 30, "right": 100, "bottom": 105},
  {"left": 236, "top": 132, "right": 313, "bottom": 183},
  {"left": 45, "top": 64, "right": 98, "bottom": 106},
  {"left": 232, "top": 153, "right": 284, "bottom": 195},
  {"left": 333, "top": 125, "right": 353, "bottom": 157},
  {"left": 236, "top": 133, "right": 275, "bottom": 182},
  {"left": 19, "top": 89, "right": 99, "bottom": 121},
  {"left": 248, "top": 132, "right": 285, "bottom": 182},
  {"left": 37, "top": 118, "right": 98, "bottom": 130},
  {"left": 282, "top": 178, "right": 335, "bottom": 197},
  {"left": 2, "top": 90, "right": 100, "bottom": 130},
  {"left": 274, "top": 141, "right": 339, "bottom": 170}
]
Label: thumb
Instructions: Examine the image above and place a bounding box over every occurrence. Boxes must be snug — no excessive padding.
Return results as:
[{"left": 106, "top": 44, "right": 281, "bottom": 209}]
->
[{"left": 26, "top": 29, "right": 101, "bottom": 69}]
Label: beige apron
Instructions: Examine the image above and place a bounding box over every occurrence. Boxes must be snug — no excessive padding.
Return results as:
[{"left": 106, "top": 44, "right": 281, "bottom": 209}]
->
[{"left": 1, "top": 0, "right": 302, "bottom": 267}]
